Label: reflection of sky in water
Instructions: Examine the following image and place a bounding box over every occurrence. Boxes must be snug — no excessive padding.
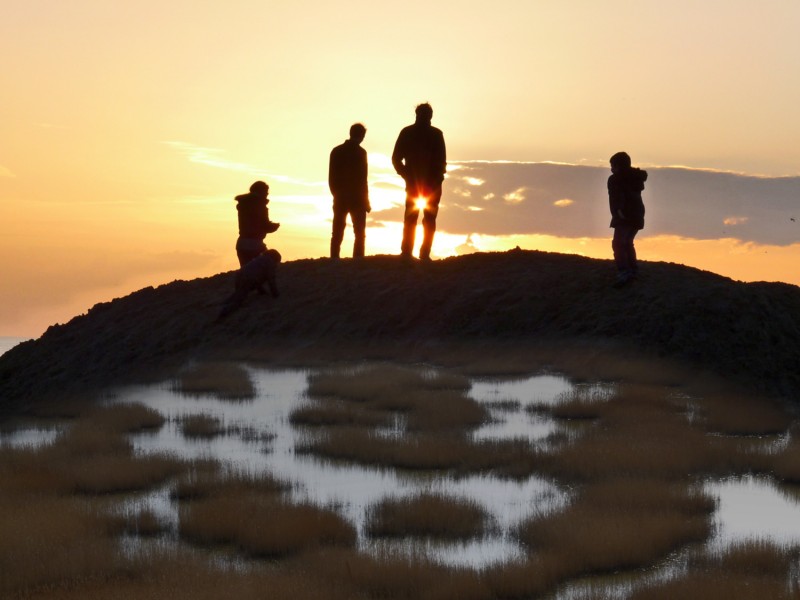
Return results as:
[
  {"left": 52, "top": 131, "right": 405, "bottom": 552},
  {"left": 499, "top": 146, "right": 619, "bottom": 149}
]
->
[
  {"left": 113, "top": 367, "right": 572, "bottom": 568},
  {"left": 0, "top": 427, "right": 60, "bottom": 448},
  {"left": 706, "top": 476, "right": 800, "bottom": 549},
  {"left": 10, "top": 365, "right": 800, "bottom": 572}
]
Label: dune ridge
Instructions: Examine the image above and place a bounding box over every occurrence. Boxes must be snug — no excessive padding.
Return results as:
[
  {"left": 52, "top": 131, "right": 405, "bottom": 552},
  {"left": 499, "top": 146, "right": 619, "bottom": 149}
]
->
[{"left": 1, "top": 249, "right": 799, "bottom": 413}]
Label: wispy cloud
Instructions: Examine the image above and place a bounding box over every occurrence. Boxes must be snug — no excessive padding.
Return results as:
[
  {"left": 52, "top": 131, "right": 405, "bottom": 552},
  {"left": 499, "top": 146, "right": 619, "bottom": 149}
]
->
[
  {"left": 723, "top": 216, "right": 749, "bottom": 226},
  {"left": 163, "top": 141, "right": 323, "bottom": 188}
]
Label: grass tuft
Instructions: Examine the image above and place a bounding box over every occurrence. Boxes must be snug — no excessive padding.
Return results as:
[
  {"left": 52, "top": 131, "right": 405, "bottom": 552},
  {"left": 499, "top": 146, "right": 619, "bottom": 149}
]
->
[
  {"left": 367, "top": 493, "right": 487, "bottom": 539},
  {"left": 173, "top": 361, "right": 256, "bottom": 400}
]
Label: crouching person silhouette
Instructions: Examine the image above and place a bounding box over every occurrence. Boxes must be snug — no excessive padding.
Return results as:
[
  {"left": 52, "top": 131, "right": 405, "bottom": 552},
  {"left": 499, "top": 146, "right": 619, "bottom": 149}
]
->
[
  {"left": 235, "top": 181, "right": 280, "bottom": 267},
  {"left": 217, "top": 249, "right": 281, "bottom": 321}
]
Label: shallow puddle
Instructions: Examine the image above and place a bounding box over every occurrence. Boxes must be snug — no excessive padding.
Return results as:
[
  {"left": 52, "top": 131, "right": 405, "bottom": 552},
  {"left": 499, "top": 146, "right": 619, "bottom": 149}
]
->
[
  {"left": 108, "top": 367, "right": 589, "bottom": 568},
  {"left": 7, "top": 364, "right": 800, "bottom": 573}
]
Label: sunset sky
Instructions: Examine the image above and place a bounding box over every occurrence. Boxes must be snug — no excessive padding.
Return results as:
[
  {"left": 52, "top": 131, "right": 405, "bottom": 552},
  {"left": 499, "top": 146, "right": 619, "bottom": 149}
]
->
[{"left": 2, "top": 1, "right": 799, "bottom": 337}]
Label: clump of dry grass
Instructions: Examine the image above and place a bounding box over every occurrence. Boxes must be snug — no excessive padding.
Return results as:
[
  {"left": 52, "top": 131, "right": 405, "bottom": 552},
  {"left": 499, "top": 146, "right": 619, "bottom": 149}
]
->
[
  {"left": 627, "top": 541, "right": 798, "bottom": 600},
  {"left": 0, "top": 494, "right": 126, "bottom": 597},
  {"left": 367, "top": 493, "right": 487, "bottom": 539},
  {"left": 538, "top": 383, "right": 749, "bottom": 481},
  {"left": 694, "top": 391, "right": 792, "bottom": 436},
  {"left": 290, "top": 401, "right": 390, "bottom": 428},
  {"left": 178, "top": 414, "right": 226, "bottom": 438},
  {"left": 6, "top": 547, "right": 353, "bottom": 600},
  {"left": 306, "top": 365, "right": 488, "bottom": 432},
  {"left": 308, "top": 364, "right": 471, "bottom": 400},
  {"left": 0, "top": 418, "right": 185, "bottom": 496},
  {"left": 301, "top": 548, "right": 493, "bottom": 600},
  {"left": 123, "top": 508, "right": 166, "bottom": 537},
  {"left": 86, "top": 402, "right": 165, "bottom": 433},
  {"left": 301, "top": 428, "right": 541, "bottom": 478},
  {"left": 170, "top": 467, "right": 288, "bottom": 501},
  {"left": 173, "top": 361, "right": 256, "bottom": 400},
  {"left": 179, "top": 495, "right": 355, "bottom": 558},
  {"left": 518, "top": 479, "right": 715, "bottom": 577}
]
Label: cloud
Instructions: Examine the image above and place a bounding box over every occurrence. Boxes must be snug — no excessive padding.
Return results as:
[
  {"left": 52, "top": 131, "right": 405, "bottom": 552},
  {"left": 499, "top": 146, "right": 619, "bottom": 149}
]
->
[
  {"left": 164, "top": 141, "right": 323, "bottom": 188},
  {"left": 723, "top": 216, "right": 749, "bottom": 226},
  {"left": 0, "top": 165, "right": 14, "bottom": 178},
  {"left": 369, "top": 161, "right": 800, "bottom": 246}
]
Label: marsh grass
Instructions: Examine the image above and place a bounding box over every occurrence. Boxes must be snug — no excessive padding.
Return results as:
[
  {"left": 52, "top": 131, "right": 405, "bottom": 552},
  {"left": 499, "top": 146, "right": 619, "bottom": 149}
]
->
[
  {"left": 627, "top": 541, "right": 799, "bottom": 599},
  {"left": 538, "top": 383, "right": 751, "bottom": 481},
  {"left": 367, "top": 493, "right": 487, "bottom": 539},
  {"left": 301, "top": 548, "right": 493, "bottom": 600},
  {"left": 87, "top": 402, "right": 165, "bottom": 433},
  {"left": 306, "top": 365, "right": 488, "bottom": 432},
  {"left": 0, "top": 493, "right": 129, "bottom": 597},
  {"left": 173, "top": 361, "right": 256, "bottom": 400},
  {"left": 178, "top": 414, "right": 226, "bottom": 438},
  {"left": 518, "top": 479, "right": 715, "bottom": 577},
  {"left": 170, "top": 467, "right": 288, "bottom": 502},
  {"left": 124, "top": 508, "right": 165, "bottom": 537},
  {"left": 179, "top": 495, "right": 356, "bottom": 558},
  {"left": 301, "top": 428, "right": 541, "bottom": 478},
  {"left": 290, "top": 401, "right": 391, "bottom": 428},
  {"left": 695, "top": 391, "right": 792, "bottom": 436}
]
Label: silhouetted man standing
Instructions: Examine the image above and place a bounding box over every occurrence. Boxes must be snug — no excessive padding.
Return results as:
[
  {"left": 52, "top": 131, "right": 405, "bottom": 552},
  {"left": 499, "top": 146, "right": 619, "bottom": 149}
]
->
[
  {"left": 329, "top": 123, "right": 370, "bottom": 258},
  {"left": 608, "top": 151, "right": 647, "bottom": 287},
  {"left": 392, "top": 103, "right": 447, "bottom": 260}
]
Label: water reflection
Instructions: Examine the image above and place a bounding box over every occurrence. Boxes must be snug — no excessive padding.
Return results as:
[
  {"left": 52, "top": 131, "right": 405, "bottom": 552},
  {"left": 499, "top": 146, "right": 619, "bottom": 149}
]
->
[
  {"left": 0, "top": 427, "right": 60, "bottom": 448},
  {"left": 706, "top": 475, "right": 800, "bottom": 549},
  {"left": 113, "top": 367, "right": 575, "bottom": 568}
]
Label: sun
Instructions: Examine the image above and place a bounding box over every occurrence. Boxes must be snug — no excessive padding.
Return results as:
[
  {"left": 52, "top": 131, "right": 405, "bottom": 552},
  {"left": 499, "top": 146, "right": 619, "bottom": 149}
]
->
[{"left": 414, "top": 196, "right": 428, "bottom": 211}]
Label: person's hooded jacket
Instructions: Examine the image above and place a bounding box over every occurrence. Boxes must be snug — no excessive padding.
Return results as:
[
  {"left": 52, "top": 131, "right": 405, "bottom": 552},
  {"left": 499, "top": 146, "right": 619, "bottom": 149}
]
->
[{"left": 608, "top": 167, "right": 647, "bottom": 230}]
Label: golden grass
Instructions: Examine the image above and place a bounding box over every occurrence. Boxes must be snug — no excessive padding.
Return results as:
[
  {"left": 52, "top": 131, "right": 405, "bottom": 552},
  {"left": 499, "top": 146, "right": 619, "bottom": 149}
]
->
[
  {"left": 537, "top": 383, "right": 752, "bottom": 481},
  {"left": 179, "top": 495, "right": 356, "bottom": 558},
  {"left": 85, "top": 402, "right": 165, "bottom": 433},
  {"left": 628, "top": 541, "right": 798, "bottom": 600},
  {"left": 300, "top": 548, "right": 493, "bottom": 600},
  {"left": 0, "top": 494, "right": 126, "bottom": 597},
  {"left": 173, "top": 361, "right": 256, "bottom": 400},
  {"left": 170, "top": 467, "right": 288, "bottom": 501},
  {"left": 367, "top": 493, "right": 487, "bottom": 539},
  {"left": 518, "top": 479, "right": 715, "bottom": 577},
  {"left": 306, "top": 365, "right": 488, "bottom": 432},
  {"left": 178, "top": 414, "right": 225, "bottom": 438},
  {"left": 11, "top": 550, "right": 353, "bottom": 600},
  {"left": 695, "top": 391, "right": 792, "bottom": 436},
  {"left": 301, "top": 428, "right": 541, "bottom": 478},
  {"left": 290, "top": 401, "right": 391, "bottom": 428}
]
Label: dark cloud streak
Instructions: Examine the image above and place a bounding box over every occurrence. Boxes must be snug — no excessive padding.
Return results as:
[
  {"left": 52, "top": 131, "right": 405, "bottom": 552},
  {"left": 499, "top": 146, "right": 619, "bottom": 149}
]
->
[{"left": 372, "top": 162, "right": 800, "bottom": 245}]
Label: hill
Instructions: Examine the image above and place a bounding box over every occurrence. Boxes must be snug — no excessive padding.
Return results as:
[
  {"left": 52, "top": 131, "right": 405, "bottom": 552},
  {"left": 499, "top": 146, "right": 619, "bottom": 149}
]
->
[{"left": 1, "top": 249, "right": 799, "bottom": 413}]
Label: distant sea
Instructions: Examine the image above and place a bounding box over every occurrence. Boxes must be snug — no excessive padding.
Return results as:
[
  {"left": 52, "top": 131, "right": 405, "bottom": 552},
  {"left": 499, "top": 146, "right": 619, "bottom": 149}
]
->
[{"left": 0, "top": 337, "right": 31, "bottom": 358}]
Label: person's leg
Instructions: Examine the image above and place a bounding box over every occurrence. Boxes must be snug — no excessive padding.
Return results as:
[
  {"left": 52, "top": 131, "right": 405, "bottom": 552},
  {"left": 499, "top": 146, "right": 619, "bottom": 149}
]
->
[
  {"left": 330, "top": 207, "right": 347, "bottom": 259},
  {"left": 401, "top": 194, "right": 420, "bottom": 257},
  {"left": 628, "top": 228, "right": 639, "bottom": 276},
  {"left": 419, "top": 186, "right": 442, "bottom": 260},
  {"left": 612, "top": 226, "right": 637, "bottom": 285},
  {"left": 351, "top": 209, "right": 367, "bottom": 258}
]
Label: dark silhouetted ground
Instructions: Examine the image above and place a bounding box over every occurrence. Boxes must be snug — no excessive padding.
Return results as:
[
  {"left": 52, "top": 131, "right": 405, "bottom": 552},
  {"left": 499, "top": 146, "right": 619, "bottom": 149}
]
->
[{"left": 1, "top": 250, "right": 799, "bottom": 414}]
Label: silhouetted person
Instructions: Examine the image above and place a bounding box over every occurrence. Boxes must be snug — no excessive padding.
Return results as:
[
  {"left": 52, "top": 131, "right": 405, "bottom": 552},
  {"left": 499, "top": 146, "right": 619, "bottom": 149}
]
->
[
  {"left": 235, "top": 181, "right": 280, "bottom": 267},
  {"left": 329, "top": 123, "right": 371, "bottom": 258},
  {"left": 392, "top": 103, "right": 447, "bottom": 260},
  {"left": 217, "top": 249, "right": 281, "bottom": 321},
  {"left": 608, "top": 151, "right": 647, "bottom": 287}
]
